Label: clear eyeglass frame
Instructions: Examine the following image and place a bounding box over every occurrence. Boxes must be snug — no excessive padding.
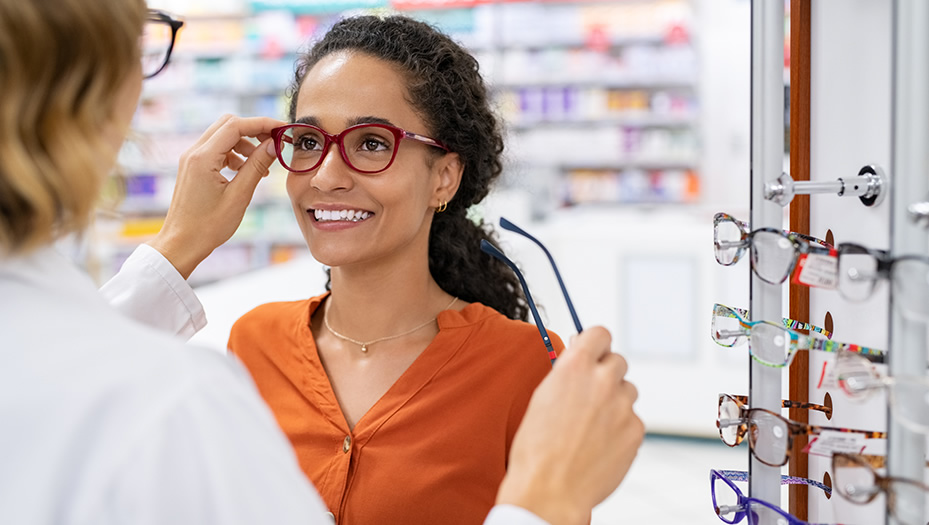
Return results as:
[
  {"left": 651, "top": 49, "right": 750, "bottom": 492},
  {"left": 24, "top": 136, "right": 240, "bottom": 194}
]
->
[{"left": 834, "top": 351, "right": 929, "bottom": 434}]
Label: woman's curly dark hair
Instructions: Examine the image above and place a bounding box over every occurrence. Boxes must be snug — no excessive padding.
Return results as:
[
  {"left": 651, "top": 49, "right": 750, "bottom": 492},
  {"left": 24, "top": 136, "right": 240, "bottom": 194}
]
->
[{"left": 287, "top": 15, "right": 528, "bottom": 321}]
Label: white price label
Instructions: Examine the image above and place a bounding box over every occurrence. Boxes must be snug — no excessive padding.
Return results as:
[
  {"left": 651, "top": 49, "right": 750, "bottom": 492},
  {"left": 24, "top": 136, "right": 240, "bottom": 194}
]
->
[
  {"left": 803, "top": 430, "right": 867, "bottom": 457},
  {"left": 793, "top": 253, "right": 839, "bottom": 289}
]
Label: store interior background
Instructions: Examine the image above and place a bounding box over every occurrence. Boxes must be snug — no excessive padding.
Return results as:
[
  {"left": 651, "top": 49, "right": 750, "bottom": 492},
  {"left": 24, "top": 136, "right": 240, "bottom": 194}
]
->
[{"left": 104, "top": 0, "right": 765, "bottom": 521}]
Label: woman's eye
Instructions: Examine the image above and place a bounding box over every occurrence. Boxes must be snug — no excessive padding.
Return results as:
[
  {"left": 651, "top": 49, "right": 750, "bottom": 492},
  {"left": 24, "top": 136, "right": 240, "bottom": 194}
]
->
[
  {"left": 361, "top": 138, "right": 389, "bottom": 152},
  {"left": 296, "top": 136, "right": 321, "bottom": 151}
]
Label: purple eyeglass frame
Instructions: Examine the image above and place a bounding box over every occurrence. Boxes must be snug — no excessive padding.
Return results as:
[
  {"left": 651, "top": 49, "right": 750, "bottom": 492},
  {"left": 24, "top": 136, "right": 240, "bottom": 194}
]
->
[
  {"left": 710, "top": 469, "right": 836, "bottom": 525},
  {"left": 270, "top": 122, "right": 450, "bottom": 174}
]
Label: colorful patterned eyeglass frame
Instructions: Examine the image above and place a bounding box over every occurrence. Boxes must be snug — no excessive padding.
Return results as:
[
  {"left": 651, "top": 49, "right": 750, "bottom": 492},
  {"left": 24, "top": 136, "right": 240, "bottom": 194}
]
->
[
  {"left": 710, "top": 469, "right": 833, "bottom": 525},
  {"left": 480, "top": 218, "right": 583, "bottom": 365},
  {"left": 713, "top": 212, "right": 835, "bottom": 285},
  {"left": 712, "top": 304, "right": 886, "bottom": 367},
  {"left": 832, "top": 452, "right": 929, "bottom": 524},
  {"left": 716, "top": 393, "right": 887, "bottom": 467}
]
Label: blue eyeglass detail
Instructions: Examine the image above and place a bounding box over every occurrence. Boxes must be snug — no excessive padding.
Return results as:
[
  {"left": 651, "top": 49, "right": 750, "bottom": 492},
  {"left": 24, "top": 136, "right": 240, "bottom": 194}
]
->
[
  {"left": 498, "top": 217, "right": 583, "bottom": 334},
  {"left": 480, "top": 217, "right": 583, "bottom": 366}
]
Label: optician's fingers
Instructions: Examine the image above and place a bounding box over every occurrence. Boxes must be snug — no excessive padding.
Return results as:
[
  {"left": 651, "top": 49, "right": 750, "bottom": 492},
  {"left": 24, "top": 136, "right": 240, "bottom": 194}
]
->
[
  {"left": 566, "top": 326, "right": 613, "bottom": 365},
  {"left": 226, "top": 137, "right": 277, "bottom": 202},
  {"left": 202, "top": 116, "right": 286, "bottom": 155},
  {"left": 596, "top": 351, "right": 630, "bottom": 385},
  {"left": 225, "top": 151, "right": 246, "bottom": 172},
  {"left": 232, "top": 137, "right": 258, "bottom": 158}
]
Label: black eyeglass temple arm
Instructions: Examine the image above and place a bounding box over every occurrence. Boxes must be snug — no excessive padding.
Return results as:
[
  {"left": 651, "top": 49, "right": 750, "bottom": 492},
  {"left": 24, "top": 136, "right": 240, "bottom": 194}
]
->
[
  {"left": 480, "top": 240, "right": 557, "bottom": 365},
  {"left": 498, "top": 217, "right": 583, "bottom": 333}
]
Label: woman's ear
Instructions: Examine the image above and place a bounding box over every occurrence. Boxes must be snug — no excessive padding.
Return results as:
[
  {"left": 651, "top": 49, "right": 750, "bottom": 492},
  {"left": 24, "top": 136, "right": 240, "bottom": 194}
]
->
[{"left": 432, "top": 152, "right": 464, "bottom": 206}]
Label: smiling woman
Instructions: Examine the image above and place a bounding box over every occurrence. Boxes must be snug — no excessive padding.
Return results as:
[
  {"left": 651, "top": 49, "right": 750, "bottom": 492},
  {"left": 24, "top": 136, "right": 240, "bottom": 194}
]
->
[{"left": 224, "top": 15, "right": 566, "bottom": 525}]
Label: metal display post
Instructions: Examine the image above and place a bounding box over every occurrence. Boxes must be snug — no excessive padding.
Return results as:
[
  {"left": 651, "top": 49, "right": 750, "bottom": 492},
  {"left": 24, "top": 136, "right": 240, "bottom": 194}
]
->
[
  {"left": 889, "top": 1, "right": 929, "bottom": 523},
  {"left": 749, "top": 0, "right": 784, "bottom": 513}
]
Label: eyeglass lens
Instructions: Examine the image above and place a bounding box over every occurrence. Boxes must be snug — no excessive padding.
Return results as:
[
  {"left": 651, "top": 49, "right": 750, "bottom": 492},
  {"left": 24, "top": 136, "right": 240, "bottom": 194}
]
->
[
  {"left": 142, "top": 20, "right": 174, "bottom": 78},
  {"left": 749, "top": 230, "right": 798, "bottom": 284},
  {"left": 837, "top": 248, "right": 879, "bottom": 301},
  {"left": 833, "top": 454, "right": 880, "bottom": 504},
  {"left": 717, "top": 396, "right": 743, "bottom": 446},
  {"left": 891, "top": 480, "right": 929, "bottom": 525},
  {"left": 746, "top": 409, "right": 790, "bottom": 466},
  {"left": 714, "top": 218, "right": 744, "bottom": 265},
  {"left": 835, "top": 350, "right": 882, "bottom": 399},
  {"left": 892, "top": 258, "right": 929, "bottom": 321},
  {"left": 711, "top": 474, "right": 740, "bottom": 524},
  {"left": 888, "top": 377, "right": 929, "bottom": 434},
  {"left": 277, "top": 125, "right": 398, "bottom": 173}
]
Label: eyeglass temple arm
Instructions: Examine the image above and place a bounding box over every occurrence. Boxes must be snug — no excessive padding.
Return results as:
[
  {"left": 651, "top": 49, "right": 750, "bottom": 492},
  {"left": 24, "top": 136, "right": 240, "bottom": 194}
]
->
[
  {"left": 717, "top": 469, "right": 833, "bottom": 495},
  {"left": 480, "top": 240, "right": 557, "bottom": 365},
  {"left": 499, "top": 217, "right": 583, "bottom": 333}
]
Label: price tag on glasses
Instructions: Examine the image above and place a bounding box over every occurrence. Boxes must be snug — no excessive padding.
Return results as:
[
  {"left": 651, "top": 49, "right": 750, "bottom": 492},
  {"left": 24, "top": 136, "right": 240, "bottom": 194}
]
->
[
  {"left": 803, "top": 430, "right": 867, "bottom": 457},
  {"left": 791, "top": 253, "right": 839, "bottom": 289}
]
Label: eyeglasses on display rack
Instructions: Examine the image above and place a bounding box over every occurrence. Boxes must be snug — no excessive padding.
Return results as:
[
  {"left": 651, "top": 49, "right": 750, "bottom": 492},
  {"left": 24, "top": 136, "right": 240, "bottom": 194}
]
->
[
  {"left": 710, "top": 469, "right": 835, "bottom": 525},
  {"left": 480, "top": 217, "right": 583, "bottom": 365},
  {"left": 711, "top": 304, "right": 886, "bottom": 368},
  {"left": 270, "top": 122, "right": 450, "bottom": 174},
  {"left": 833, "top": 351, "right": 929, "bottom": 434},
  {"left": 142, "top": 10, "right": 184, "bottom": 79},
  {"left": 716, "top": 393, "right": 886, "bottom": 467},
  {"left": 834, "top": 243, "right": 929, "bottom": 321},
  {"left": 714, "top": 212, "right": 834, "bottom": 285},
  {"left": 832, "top": 452, "right": 929, "bottom": 525},
  {"left": 714, "top": 469, "right": 833, "bottom": 495},
  {"left": 715, "top": 303, "right": 834, "bottom": 339}
]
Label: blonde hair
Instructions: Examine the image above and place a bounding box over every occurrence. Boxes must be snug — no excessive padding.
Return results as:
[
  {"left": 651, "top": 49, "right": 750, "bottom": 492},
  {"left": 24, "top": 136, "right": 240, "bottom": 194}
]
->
[{"left": 0, "top": 0, "right": 146, "bottom": 255}]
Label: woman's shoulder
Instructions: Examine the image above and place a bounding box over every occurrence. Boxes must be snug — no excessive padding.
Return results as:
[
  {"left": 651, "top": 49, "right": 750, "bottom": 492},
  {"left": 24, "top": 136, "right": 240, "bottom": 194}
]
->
[
  {"left": 231, "top": 292, "right": 327, "bottom": 334},
  {"left": 444, "top": 301, "right": 566, "bottom": 357}
]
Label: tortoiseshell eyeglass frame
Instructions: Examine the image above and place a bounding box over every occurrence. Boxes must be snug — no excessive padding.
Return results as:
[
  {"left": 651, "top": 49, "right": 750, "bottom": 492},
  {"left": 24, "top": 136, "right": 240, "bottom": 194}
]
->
[{"left": 717, "top": 393, "right": 886, "bottom": 467}]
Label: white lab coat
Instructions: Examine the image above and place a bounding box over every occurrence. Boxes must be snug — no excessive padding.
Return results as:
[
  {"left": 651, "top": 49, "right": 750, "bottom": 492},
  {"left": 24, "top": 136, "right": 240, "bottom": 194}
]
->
[{"left": 0, "top": 243, "right": 544, "bottom": 524}]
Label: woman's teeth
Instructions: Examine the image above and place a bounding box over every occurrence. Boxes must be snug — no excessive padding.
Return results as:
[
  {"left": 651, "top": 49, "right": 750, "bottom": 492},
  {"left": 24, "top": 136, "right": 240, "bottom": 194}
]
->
[{"left": 314, "top": 209, "right": 371, "bottom": 222}]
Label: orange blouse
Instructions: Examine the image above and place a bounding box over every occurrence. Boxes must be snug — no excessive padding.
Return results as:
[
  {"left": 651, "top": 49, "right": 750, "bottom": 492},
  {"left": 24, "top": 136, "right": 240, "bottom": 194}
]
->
[{"left": 228, "top": 292, "right": 563, "bottom": 525}]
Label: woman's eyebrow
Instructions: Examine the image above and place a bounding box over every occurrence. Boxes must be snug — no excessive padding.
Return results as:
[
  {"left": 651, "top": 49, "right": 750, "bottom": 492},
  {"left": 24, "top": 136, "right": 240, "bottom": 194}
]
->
[
  {"left": 291, "top": 115, "right": 396, "bottom": 128},
  {"left": 346, "top": 116, "right": 395, "bottom": 127}
]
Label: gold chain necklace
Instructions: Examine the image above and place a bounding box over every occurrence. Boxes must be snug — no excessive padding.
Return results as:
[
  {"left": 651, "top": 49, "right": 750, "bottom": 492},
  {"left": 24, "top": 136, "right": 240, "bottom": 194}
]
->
[{"left": 323, "top": 296, "right": 458, "bottom": 353}]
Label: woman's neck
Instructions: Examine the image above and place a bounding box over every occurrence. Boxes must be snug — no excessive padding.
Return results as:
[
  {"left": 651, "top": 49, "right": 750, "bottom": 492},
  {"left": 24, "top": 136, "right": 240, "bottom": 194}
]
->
[{"left": 324, "top": 258, "right": 454, "bottom": 341}]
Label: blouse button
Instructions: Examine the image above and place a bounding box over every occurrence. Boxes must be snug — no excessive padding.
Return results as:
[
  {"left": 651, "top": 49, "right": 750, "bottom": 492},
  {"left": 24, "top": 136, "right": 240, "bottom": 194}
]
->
[{"left": 342, "top": 435, "right": 352, "bottom": 453}]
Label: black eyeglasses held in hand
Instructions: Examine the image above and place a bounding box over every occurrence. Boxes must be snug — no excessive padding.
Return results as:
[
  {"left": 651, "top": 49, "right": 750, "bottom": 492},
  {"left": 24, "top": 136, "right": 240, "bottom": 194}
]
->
[
  {"left": 142, "top": 10, "right": 184, "bottom": 79},
  {"left": 480, "top": 217, "right": 583, "bottom": 365}
]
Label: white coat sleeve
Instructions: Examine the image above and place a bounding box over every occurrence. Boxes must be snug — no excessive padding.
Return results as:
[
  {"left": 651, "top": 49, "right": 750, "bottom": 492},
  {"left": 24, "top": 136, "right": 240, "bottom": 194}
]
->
[
  {"left": 484, "top": 505, "right": 550, "bottom": 525},
  {"left": 99, "top": 244, "right": 206, "bottom": 340},
  {"left": 82, "top": 356, "right": 330, "bottom": 525}
]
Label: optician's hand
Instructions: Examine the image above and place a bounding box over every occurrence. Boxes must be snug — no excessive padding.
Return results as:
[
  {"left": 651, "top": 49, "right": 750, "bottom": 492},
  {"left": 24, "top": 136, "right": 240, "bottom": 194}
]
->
[
  {"left": 496, "top": 326, "right": 644, "bottom": 525},
  {"left": 148, "top": 115, "right": 285, "bottom": 279}
]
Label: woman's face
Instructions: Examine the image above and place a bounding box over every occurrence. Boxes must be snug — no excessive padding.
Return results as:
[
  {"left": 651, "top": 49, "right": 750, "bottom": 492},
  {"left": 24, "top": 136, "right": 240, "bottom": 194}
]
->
[
  {"left": 287, "top": 51, "right": 461, "bottom": 270},
  {"left": 102, "top": 61, "right": 143, "bottom": 168}
]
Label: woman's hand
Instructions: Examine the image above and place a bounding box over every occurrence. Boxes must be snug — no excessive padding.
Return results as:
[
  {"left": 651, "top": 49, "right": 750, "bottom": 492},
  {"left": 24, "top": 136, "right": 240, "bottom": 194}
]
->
[
  {"left": 496, "top": 326, "right": 644, "bottom": 525},
  {"left": 147, "top": 115, "right": 285, "bottom": 279}
]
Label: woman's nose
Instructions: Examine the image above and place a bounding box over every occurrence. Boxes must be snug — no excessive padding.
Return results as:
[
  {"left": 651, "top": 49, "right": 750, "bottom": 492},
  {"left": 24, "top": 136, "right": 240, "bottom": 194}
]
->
[{"left": 310, "top": 141, "right": 354, "bottom": 192}]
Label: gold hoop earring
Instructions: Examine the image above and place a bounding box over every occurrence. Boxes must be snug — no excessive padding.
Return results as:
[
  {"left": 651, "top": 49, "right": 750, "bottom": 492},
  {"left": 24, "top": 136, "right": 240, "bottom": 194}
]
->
[{"left": 435, "top": 201, "right": 448, "bottom": 213}]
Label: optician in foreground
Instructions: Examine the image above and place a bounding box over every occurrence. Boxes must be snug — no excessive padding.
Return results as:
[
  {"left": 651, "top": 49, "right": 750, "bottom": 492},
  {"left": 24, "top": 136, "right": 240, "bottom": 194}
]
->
[{"left": 0, "top": 1, "right": 644, "bottom": 524}]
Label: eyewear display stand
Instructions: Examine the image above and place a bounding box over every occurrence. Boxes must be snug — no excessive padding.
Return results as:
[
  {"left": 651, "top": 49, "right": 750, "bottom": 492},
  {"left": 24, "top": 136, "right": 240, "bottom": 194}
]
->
[
  {"left": 763, "top": 165, "right": 888, "bottom": 208},
  {"left": 889, "top": 2, "right": 929, "bottom": 524},
  {"left": 748, "top": 0, "right": 784, "bottom": 517}
]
